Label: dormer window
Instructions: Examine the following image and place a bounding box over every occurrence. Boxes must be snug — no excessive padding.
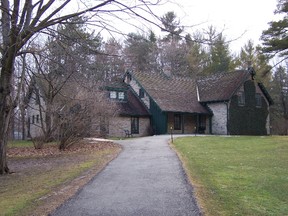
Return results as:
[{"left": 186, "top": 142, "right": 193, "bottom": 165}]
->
[
  {"left": 110, "top": 91, "right": 117, "bottom": 99},
  {"left": 238, "top": 91, "right": 245, "bottom": 106},
  {"left": 118, "top": 92, "right": 125, "bottom": 100},
  {"left": 109, "top": 91, "right": 125, "bottom": 101}
]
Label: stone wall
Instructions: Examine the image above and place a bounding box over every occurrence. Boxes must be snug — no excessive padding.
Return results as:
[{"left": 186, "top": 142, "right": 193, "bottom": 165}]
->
[
  {"left": 207, "top": 103, "right": 228, "bottom": 135},
  {"left": 109, "top": 116, "right": 150, "bottom": 137}
]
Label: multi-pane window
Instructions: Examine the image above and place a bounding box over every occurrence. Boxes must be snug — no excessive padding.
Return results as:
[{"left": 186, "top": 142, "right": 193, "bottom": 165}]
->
[
  {"left": 174, "top": 114, "right": 182, "bottom": 130},
  {"left": 109, "top": 91, "right": 117, "bottom": 99},
  {"left": 255, "top": 93, "right": 262, "bottom": 107},
  {"left": 131, "top": 117, "right": 139, "bottom": 134},
  {"left": 118, "top": 92, "right": 125, "bottom": 100},
  {"left": 109, "top": 91, "right": 125, "bottom": 100},
  {"left": 238, "top": 91, "right": 245, "bottom": 106}
]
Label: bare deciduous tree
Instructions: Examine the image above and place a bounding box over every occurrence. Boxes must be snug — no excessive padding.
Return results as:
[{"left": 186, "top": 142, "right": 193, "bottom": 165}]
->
[
  {"left": 58, "top": 85, "right": 118, "bottom": 150},
  {"left": 0, "top": 0, "right": 166, "bottom": 174}
]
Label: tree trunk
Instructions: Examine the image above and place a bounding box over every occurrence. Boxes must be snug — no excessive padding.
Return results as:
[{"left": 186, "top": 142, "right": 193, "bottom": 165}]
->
[
  {"left": 0, "top": 108, "right": 12, "bottom": 174},
  {"left": 0, "top": 85, "right": 13, "bottom": 174},
  {"left": 0, "top": 51, "right": 17, "bottom": 174}
]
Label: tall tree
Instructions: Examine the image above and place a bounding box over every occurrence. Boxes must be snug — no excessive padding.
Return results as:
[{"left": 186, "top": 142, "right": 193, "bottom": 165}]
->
[
  {"left": 236, "top": 40, "right": 272, "bottom": 84},
  {"left": 185, "top": 33, "right": 209, "bottom": 78},
  {"left": 101, "top": 38, "right": 125, "bottom": 80},
  {"left": 159, "top": 39, "right": 190, "bottom": 76},
  {"left": 0, "top": 0, "right": 166, "bottom": 174},
  {"left": 202, "top": 26, "right": 234, "bottom": 75},
  {"left": 261, "top": 0, "right": 288, "bottom": 58},
  {"left": 23, "top": 17, "right": 104, "bottom": 144},
  {"left": 269, "top": 65, "right": 288, "bottom": 134},
  {"left": 124, "top": 31, "right": 159, "bottom": 72},
  {"left": 160, "top": 11, "right": 183, "bottom": 42},
  {"left": 159, "top": 11, "right": 190, "bottom": 76},
  {"left": 48, "top": 16, "right": 103, "bottom": 82}
]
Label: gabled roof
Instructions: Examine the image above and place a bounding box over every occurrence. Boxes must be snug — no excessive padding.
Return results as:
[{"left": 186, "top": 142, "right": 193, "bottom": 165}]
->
[
  {"left": 197, "top": 70, "right": 250, "bottom": 102},
  {"left": 117, "top": 88, "right": 150, "bottom": 117},
  {"left": 104, "top": 79, "right": 150, "bottom": 117},
  {"left": 130, "top": 71, "right": 210, "bottom": 114}
]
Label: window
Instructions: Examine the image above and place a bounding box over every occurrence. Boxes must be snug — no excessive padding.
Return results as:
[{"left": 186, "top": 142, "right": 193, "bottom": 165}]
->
[
  {"left": 118, "top": 91, "right": 125, "bottom": 100},
  {"left": 109, "top": 91, "right": 117, "bottom": 99},
  {"left": 238, "top": 91, "right": 245, "bottom": 106},
  {"left": 174, "top": 114, "right": 182, "bottom": 130},
  {"left": 131, "top": 117, "right": 139, "bottom": 134},
  {"left": 256, "top": 93, "right": 262, "bottom": 107},
  {"left": 32, "top": 115, "right": 35, "bottom": 124},
  {"left": 139, "top": 88, "right": 145, "bottom": 98},
  {"left": 109, "top": 91, "right": 125, "bottom": 100},
  {"left": 36, "top": 115, "right": 39, "bottom": 123}
]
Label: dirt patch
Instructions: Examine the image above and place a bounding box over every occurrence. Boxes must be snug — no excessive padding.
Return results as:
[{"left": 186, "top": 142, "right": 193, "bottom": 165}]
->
[{"left": 2, "top": 139, "right": 122, "bottom": 216}]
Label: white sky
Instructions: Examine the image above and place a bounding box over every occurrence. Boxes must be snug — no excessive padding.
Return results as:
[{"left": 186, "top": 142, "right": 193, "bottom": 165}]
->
[
  {"left": 83, "top": 0, "right": 279, "bottom": 54},
  {"left": 137, "top": 0, "right": 277, "bottom": 54},
  {"left": 172, "top": 0, "right": 279, "bottom": 53}
]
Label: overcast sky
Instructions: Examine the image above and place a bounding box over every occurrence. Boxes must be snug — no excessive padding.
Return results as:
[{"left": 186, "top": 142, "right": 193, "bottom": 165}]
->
[
  {"left": 178, "top": 0, "right": 278, "bottom": 52},
  {"left": 90, "top": 0, "right": 279, "bottom": 54},
  {"left": 150, "top": 0, "right": 278, "bottom": 53}
]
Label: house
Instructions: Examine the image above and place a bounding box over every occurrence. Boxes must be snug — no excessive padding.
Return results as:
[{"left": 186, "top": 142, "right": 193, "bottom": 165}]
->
[
  {"left": 103, "top": 80, "right": 151, "bottom": 137},
  {"left": 26, "top": 68, "right": 273, "bottom": 139},
  {"left": 26, "top": 75, "right": 151, "bottom": 139},
  {"left": 124, "top": 68, "right": 273, "bottom": 135},
  {"left": 25, "top": 74, "right": 66, "bottom": 140}
]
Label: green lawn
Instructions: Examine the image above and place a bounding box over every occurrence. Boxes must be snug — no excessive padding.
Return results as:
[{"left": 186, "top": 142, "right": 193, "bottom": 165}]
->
[{"left": 172, "top": 136, "right": 288, "bottom": 216}]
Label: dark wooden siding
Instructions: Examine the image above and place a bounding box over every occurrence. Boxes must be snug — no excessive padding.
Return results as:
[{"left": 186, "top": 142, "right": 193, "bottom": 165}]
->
[
  {"left": 150, "top": 98, "right": 167, "bottom": 135},
  {"left": 228, "top": 80, "right": 269, "bottom": 135}
]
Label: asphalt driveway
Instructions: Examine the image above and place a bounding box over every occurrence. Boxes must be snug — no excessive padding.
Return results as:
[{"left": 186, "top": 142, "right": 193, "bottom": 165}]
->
[{"left": 51, "top": 135, "right": 201, "bottom": 216}]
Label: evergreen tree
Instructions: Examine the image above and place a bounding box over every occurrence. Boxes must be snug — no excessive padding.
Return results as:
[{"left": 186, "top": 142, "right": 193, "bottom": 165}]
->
[
  {"left": 236, "top": 40, "right": 272, "bottom": 84},
  {"left": 269, "top": 65, "right": 288, "bottom": 134},
  {"left": 102, "top": 38, "right": 125, "bottom": 80},
  {"left": 185, "top": 33, "right": 209, "bottom": 77},
  {"left": 124, "top": 31, "right": 159, "bottom": 72},
  {"left": 202, "top": 26, "right": 233, "bottom": 74},
  {"left": 160, "top": 11, "right": 183, "bottom": 42},
  {"left": 48, "top": 16, "right": 103, "bottom": 82},
  {"left": 261, "top": 0, "right": 288, "bottom": 57}
]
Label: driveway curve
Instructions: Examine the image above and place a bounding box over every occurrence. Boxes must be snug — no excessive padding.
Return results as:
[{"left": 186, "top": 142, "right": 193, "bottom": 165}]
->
[{"left": 51, "top": 135, "right": 201, "bottom": 216}]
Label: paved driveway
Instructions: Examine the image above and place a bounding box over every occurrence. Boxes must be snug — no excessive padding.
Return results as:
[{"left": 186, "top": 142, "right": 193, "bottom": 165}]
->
[{"left": 51, "top": 135, "right": 201, "bottom": 216}]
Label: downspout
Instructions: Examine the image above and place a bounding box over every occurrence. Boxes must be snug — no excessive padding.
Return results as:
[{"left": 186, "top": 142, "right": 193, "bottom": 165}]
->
[
  {"left": 225, "top": 101, "right": 229, "bottom": 135},
  {"left": 209, "top": 115, "right": 212, "bottom": 134},
  {"left": 182, "top": 114, "right": 184, "bottom": 134},
  {"left": 196, "top": 84, "right": 200, "bottom": 134}
]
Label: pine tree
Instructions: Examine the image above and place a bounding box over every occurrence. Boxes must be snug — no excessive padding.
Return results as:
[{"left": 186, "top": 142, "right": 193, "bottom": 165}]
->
[
  {"left": 261, "top": 0, "right": 288, "bottom": 57},
  {"left": 236, "top": 40, "right": 272, "bottom": 84}
]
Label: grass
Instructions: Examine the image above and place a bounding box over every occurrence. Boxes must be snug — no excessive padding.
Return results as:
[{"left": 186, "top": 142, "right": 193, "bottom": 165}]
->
[
  {"left": 7, "top": 140, "right": 34, "bottom": 148},
  {"left": 7, "top": 140, "right": 57, "bottom": 148},
  {"left": 172, "top": 136, "right": 288, "bottom": 216},
  {"left": 0, "top": 140, "right": 122, "bottom": 215}
]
